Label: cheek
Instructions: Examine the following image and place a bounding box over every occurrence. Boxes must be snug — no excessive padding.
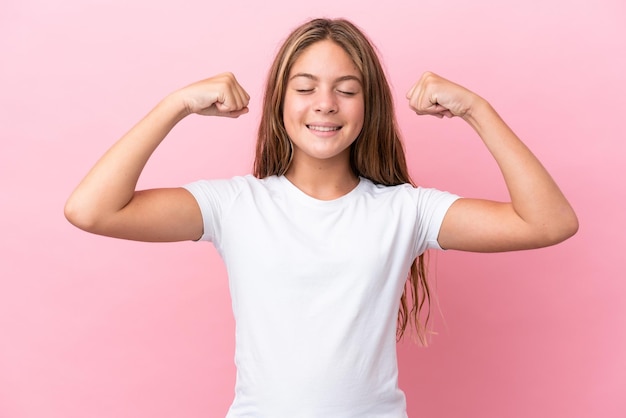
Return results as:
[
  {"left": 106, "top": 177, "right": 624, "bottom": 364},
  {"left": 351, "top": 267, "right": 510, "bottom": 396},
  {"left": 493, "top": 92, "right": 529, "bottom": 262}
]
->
[
  {"left": 282, "top": 98, "right": 303, "bottom": 138},
  {"left": 353, "top": 103, "right": 365, "bottom": 131},
  {"left": 283, "top": 98, "right": 303, "bottom": 129}
]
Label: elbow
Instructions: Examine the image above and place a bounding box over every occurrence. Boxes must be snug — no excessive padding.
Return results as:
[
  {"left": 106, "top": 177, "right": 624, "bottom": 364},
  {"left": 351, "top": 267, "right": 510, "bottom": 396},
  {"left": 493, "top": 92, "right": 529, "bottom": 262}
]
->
[
  {"left": 561, "top": 211, "right": 579, "bottom": 241},
  {"left": 559, "top": 205, "right": 579, "bottom": 241},
  {"left": 64, "top": 197, "right": 85, "bottom": 230},
  {"left": 64, "top": 196, "right": 99, "bottom": 233},
  {"left": 543, "top": 209, "right": 579, "bottom": 246}
]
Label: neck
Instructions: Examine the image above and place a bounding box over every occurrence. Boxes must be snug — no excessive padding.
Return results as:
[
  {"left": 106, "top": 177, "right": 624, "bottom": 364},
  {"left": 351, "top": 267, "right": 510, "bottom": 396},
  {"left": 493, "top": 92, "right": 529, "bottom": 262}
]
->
[{"left": 284, "top": 156, "right": 359, "bottom": 201}]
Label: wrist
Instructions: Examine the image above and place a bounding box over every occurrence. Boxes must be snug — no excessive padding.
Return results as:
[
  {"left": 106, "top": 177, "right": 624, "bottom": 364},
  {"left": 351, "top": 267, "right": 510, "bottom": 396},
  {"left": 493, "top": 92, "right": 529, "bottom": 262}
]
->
[
  {"left": 462, "top": 97, "right": 496, "bottom": 132},
  {"left": 157, "top": 91, "right": 193, "bottom": 123}
]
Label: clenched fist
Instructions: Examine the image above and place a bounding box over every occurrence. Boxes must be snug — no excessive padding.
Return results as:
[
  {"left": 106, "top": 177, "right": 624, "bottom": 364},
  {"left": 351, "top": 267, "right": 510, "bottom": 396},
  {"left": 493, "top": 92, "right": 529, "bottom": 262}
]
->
[
  {"left": 175, "top": 72, "right": 250, "bottom": 118},
  {"left": 406, "top": 72, "right": 481, "bottom": 119}
]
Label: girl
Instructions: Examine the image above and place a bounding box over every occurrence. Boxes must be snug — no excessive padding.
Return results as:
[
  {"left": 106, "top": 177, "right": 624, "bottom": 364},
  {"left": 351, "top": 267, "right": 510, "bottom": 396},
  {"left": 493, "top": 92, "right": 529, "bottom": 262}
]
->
[{"left": 65, "top": 18, "right": 578, "bottom": 418}]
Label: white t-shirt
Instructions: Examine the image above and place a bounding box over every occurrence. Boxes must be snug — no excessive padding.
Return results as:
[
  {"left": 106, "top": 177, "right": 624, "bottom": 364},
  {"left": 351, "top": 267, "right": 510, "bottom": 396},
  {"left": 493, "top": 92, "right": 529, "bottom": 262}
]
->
[{"left": 184, "top": 175, "right": 459, "bottom": 418}]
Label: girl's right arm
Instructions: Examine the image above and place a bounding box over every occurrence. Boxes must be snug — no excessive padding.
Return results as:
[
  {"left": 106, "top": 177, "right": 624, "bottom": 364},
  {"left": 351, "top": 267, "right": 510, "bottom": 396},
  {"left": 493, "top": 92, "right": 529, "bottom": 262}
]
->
[{"left": 64, "top": 73, "right": 250, "bottom": 242}]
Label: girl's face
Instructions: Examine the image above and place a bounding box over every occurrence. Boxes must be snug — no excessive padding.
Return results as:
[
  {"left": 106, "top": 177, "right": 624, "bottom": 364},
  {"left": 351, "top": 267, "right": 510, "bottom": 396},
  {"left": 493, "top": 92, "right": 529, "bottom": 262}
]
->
[{"left": 283, "top": 40, "right": 365, "bottom": 170}]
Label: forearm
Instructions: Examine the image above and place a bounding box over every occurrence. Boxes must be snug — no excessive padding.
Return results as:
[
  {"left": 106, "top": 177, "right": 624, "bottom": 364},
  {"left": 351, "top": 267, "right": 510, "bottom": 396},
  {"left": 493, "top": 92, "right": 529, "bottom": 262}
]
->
[
  {"left": 65, "top": 93, "right": 188, "bottom": 228},
  {"left": 463, "top": 99, "right": 578, "bottom": 239}
]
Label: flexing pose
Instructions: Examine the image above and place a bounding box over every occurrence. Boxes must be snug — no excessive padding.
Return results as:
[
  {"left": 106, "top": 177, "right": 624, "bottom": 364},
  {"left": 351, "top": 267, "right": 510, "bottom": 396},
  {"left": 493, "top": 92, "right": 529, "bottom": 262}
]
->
[{"left": 65, "top": 18, "right": 577, "bottom": 417}]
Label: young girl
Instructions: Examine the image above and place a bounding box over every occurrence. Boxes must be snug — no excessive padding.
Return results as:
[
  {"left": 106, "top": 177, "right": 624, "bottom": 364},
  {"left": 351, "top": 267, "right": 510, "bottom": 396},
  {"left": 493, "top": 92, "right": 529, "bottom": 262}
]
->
[{"left": 65, "top": 18, "right": 578, "bottom": 418}]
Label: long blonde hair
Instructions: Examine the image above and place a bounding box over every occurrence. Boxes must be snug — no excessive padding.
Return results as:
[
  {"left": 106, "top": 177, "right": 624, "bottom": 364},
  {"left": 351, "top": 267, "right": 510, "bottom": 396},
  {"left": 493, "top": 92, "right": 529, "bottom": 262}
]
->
[{"left": 253, "top": 18, "right": 431, "bottom": 344}]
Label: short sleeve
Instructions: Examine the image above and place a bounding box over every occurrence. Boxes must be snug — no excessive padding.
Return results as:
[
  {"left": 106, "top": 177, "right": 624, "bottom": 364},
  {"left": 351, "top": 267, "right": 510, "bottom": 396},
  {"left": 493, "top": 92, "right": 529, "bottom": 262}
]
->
[
  {"left": 413, "top": 187, "right": 461, "bottom": 254},
  {"left": 182, "top": 177, "right": 244, "bottom": 243}
]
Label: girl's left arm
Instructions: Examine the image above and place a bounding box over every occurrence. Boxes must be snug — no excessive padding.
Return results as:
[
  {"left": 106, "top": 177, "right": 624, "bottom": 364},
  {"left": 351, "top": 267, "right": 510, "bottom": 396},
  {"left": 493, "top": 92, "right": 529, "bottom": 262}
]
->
[{"left": 406, "top": 72, "right": 578, "bottom": 252}]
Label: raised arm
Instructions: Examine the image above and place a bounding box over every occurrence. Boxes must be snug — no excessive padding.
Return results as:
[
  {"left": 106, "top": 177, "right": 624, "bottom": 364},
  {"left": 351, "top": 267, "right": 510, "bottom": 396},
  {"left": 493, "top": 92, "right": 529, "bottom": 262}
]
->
[
  {"left": 64, "top": 73, "right": 250, "bottom": 242},
  {"left": 406, "top": 72, "right": 578, "bottom": 252}
]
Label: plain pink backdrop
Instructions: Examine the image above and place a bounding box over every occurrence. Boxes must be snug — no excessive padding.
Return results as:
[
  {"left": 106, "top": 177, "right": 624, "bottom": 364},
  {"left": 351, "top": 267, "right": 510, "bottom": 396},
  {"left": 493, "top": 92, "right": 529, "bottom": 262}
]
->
[{"left": 1, "top": 0, "right": 624, "bottom": 417}]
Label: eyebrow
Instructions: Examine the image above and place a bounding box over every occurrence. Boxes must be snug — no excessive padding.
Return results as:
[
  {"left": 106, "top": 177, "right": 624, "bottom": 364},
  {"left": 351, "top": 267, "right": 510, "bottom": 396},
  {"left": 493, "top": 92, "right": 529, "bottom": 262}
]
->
[{"left": 289, "top": 73, "right": 362, "bottom": 84}]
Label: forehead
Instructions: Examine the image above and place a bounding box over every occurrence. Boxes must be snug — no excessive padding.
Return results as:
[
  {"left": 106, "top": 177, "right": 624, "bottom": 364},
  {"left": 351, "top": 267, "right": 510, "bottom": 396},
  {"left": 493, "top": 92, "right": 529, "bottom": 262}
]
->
[{"left": 289, "top": 40, "right": 361, "bottom": 80}]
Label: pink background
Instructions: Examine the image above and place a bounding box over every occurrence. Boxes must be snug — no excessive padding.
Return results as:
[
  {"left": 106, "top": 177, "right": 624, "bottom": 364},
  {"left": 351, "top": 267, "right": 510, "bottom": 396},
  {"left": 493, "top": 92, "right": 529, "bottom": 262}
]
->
[{"left": 1, "top": 0, "right": 624, "bottom": 417}]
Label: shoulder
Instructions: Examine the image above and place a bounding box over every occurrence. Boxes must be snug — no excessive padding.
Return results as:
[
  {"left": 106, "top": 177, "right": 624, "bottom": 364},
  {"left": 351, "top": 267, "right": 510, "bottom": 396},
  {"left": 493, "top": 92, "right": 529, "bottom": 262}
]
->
[
  {"left": 184, "top": 174, "right": 274, "bottom": 196},
  {"left": 359, "top": 178, "right": 456, "bottom": 202},
  {"left": 358, "top": 178, "right": 460, "bottom": 219},
  {"left": 181, "top": 175, "right": 281, "bottom": 243}
]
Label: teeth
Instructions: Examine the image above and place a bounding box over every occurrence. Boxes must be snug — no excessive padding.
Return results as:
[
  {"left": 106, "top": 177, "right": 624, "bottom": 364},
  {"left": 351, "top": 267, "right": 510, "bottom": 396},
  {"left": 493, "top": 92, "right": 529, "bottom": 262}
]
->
[{"left": 308, "top": 125, "right": 340, "bottom": 132}]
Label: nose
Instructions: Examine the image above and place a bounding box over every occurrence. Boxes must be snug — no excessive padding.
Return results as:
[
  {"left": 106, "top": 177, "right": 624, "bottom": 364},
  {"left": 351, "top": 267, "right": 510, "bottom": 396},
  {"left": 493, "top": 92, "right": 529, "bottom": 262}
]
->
[{"left": 314, "top": 89, "right": 338, "bottom": 114}]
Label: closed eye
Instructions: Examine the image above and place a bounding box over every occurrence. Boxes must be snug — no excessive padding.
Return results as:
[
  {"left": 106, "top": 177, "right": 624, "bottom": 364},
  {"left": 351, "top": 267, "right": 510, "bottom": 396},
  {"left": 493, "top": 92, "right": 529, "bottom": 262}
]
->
[
  {"left": 295, "top": 89, "right": 314, "bottom": 93},
  {"left": 337, "top": 90, "right": 357, "bottom": 96}
]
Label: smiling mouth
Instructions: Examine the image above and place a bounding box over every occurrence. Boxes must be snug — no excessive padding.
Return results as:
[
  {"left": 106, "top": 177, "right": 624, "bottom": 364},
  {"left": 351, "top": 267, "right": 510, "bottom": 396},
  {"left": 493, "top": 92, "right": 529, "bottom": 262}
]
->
[{"left": 307, "top": 125, "right": 341, "bottom": 132}]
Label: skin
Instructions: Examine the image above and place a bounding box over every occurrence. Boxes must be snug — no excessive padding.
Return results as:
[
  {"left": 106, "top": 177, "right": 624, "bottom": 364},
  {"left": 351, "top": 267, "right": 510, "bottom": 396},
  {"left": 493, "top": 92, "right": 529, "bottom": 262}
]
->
[
  {"left": 405, "top": 72, "right": 578, "bottom": 251},
  {"left": 282, "top": 40, "right": 364, "bottom": 200},
  {"left": 64, "top": 40, "right": 578, "bottom": 251}
]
